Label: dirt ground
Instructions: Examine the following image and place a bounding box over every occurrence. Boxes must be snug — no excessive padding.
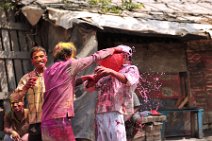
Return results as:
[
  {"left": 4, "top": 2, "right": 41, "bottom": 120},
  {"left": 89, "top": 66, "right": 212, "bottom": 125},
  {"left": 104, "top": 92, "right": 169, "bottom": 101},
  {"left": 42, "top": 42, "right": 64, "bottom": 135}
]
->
[
  {"left": 0, "top": 129, "right": 211, "bottom": 141},
  {"left": 165, "top": 129, "right": 212, "bottom": 141}
]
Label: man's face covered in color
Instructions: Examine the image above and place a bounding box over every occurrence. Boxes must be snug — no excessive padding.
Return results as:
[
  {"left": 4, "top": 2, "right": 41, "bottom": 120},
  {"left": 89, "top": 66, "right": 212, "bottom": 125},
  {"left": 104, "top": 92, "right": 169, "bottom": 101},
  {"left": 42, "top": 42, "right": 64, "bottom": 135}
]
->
[{"left": 31, "top": 51, "right": 47, "bottom": 69}]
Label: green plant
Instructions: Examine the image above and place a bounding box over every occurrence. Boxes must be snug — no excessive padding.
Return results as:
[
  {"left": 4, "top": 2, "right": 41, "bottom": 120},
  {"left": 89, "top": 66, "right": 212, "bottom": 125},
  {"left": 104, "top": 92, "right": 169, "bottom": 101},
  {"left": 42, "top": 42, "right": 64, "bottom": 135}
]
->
[
  {"left": 0, "top": 0, "right": 15, "bottom": 11},
  {"left": 88, "top": 0, "right": 143, "bottom": 14},
  {"left": 122, "top": 1, "right": 143, "bottom": 11}
]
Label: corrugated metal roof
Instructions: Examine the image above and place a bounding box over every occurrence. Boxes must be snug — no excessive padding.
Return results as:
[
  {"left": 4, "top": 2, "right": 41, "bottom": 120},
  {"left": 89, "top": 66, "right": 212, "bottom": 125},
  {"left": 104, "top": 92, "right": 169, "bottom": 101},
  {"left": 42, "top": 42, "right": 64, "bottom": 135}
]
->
[{"left": 19, "top": 0, "right": 212, "bottom": 38}]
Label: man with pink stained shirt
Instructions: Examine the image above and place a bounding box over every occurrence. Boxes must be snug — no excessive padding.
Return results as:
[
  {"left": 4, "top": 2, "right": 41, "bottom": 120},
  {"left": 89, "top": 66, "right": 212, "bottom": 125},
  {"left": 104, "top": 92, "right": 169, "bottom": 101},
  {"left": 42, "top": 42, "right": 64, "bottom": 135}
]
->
[
  {"left": 41, "top": 42, "right": 124, "bottom": 141},
  {"left": 85, "top": 45, "right": 140, "bottom": 141}
]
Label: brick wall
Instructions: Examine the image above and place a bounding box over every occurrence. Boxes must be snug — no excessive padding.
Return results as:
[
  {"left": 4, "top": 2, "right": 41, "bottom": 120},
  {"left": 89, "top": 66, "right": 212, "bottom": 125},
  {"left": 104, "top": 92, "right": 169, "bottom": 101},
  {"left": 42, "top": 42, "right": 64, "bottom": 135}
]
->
[{"left": 186, "top": 40, "right": 212, "bottom": 124}]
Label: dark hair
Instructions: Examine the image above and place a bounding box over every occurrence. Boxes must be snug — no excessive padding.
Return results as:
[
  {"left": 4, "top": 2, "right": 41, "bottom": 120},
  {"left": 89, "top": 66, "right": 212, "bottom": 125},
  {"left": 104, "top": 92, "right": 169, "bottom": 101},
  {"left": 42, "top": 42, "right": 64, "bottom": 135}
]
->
[
  {"left": 53, "top": 42, "right": 76, "bottom": 62},
  {"left": 30, "top": 46, "right": 46, "bottom": 59},
  {"left": 54, "top": 48, "right": 72, "bottom": 62}
]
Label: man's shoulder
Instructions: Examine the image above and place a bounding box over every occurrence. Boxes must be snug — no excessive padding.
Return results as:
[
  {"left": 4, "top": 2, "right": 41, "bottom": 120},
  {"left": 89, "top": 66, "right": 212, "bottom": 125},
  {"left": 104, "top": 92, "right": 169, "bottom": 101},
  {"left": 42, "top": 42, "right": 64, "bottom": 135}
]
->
[
  {"left": 4, "top": 110, "right": 13, "bottom": 119},
  {"left": 20, "top": 70, "right": 35, "bottom": 79},
  {"left": 45, "top": 60, "right": 72, "bottom": 76},
  {"left": 122, "top": 64, "right": 139, "bottom": 70}
]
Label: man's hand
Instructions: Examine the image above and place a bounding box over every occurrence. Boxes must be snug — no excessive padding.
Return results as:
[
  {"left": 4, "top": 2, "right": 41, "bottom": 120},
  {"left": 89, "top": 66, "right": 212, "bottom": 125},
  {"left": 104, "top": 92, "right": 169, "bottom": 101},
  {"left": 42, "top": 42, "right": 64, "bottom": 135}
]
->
[
  {"left": 11, "top": 130, "right": 21, "bottom": 141},
  {"left": 81, "top": 75, "right": 96, "bottom": 88},
  {"left": 113, "top": 46, "right": 123, "bottom": 53},
  {"left": 95, "top": 66, "right": 115, "bottom": 78},
  {"left": 95, "top": 66, "right": 127, "bottom": 84},
  {"left": 94, "top": 48, "right": 115, "bottom": 60},
  {"left": 23, "top": 77, "right": 37, "bottom": 90},
  {"left": 81, "top": 75, "right": 95, "bottom": 82}
]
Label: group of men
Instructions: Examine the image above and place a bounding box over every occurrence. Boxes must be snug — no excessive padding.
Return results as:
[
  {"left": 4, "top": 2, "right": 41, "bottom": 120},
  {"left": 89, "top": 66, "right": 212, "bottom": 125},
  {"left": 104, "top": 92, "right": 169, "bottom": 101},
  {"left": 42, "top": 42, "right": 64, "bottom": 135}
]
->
[{"left": 3, "top": 42, "right": 141, "bottom": 141}]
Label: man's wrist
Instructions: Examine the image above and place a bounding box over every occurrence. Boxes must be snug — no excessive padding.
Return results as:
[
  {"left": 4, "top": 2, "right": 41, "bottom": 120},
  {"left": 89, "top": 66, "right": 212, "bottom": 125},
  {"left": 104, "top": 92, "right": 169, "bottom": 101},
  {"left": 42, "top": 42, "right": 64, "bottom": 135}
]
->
[
  {"left": 110, "top": 69, "right": 116, "bottom": 76},
  {"left": 10, "top": 130, "right": 16, "bottom": 135},
  {"left": 23, "top": 85, "right": 29, "bottom": 91},
  {"left": 16, "top": 88, "right": 27, "bottom": 99},
  {"left": 81, "top": 76, "right": 87, "bottom": 82}
]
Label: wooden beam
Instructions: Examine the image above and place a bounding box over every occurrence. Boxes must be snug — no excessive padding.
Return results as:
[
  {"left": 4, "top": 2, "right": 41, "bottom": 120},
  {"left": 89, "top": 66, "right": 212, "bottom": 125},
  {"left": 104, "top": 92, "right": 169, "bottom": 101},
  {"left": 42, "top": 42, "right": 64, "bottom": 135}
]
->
[
  {"left": 19, "top": 31, "right": 31, "bottom": 74},
  {"left": 0, "top": 51, "right": 30, "bottom": 59},
  {"left": 2, "top": 29, "right": 17, "bottom": 90},
  {"left": 0, "top": 29, "right": 9, "bottom": 93},
  {"left": 0, "top": 22, "right": 30, "bottom": 31},
  {"left": 10, "top": 30, "right": 24, "bottom": 82},
  {"left": 0, "top": 92, "right": 10, "bottom": 100}
]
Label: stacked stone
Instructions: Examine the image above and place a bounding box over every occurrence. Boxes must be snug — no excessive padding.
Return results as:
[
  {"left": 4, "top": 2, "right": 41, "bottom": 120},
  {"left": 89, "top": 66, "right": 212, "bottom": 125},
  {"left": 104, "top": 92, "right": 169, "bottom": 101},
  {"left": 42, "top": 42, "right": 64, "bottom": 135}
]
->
[
  {"left": 133, "top": 127, "right": 145, "bottom": 141},
  {"left": 145, "top": 122, "right": 163, "bottom": 141},
  {"left": 142, "top": 115, "right": 166, "bottom": 124},
  {"left": 132, "top": 115, "right": 166, "bottom": 141}
]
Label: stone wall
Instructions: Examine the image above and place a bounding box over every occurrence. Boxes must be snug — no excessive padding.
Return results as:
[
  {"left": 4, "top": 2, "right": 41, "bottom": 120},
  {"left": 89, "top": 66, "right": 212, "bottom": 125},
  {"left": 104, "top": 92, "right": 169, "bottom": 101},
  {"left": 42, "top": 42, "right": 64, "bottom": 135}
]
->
[{"left": 133, "top": 115, "right": 166, "bottom": 141}]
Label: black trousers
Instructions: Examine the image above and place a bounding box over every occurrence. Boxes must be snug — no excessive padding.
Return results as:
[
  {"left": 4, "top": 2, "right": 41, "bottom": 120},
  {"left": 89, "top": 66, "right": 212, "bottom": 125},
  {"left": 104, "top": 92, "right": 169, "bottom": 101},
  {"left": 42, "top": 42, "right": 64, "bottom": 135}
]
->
[{"left": 28, "top": 123, "right": 42, "bottom": 141}]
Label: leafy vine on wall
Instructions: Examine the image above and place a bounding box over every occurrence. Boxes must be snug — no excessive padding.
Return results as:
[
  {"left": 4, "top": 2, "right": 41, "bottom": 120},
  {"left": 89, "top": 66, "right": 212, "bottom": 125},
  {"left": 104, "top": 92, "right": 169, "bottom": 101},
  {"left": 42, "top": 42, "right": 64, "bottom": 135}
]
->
[{"left": 88, "top": 0, "right": 144, "bottom": 14}]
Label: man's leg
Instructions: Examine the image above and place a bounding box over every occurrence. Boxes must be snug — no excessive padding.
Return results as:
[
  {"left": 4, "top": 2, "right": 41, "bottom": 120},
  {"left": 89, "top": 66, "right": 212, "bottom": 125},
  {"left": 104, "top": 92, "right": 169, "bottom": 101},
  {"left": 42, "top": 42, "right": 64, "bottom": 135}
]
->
[
  {"left": 3, "top": 134, "right": 13, "bottom": 141},
  {"left": 96, "top": 112, "right": 127, "bottom": 141},
  {"left": 21, "top": 133, "right": 29, "bottom": 141},
  {"left": 76, "top": 139, "right": 91, "bottom": 141},
  {"left": 41, "top": 118, "right": 76, "bottom": 141},
  {"left": 28, "top": 123, "right": 42, "bottom": 141}
]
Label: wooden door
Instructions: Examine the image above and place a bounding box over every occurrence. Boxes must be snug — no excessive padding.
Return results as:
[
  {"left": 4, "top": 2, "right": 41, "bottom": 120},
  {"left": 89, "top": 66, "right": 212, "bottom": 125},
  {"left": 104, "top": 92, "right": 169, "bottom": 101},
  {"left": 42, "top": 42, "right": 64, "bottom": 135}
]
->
[{"left": 0, "top": 10, "right": 36, "bottom": 100}]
